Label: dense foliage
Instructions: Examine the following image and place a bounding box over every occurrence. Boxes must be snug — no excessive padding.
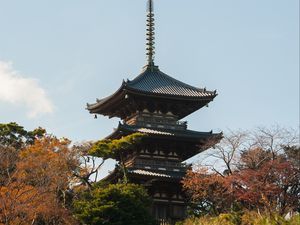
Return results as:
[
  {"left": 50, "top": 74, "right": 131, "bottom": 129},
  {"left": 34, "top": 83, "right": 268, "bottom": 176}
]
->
[
  {"left": 178, "top": 212, "right": 300, "bottom": 225},
  {"left": 0, "top": 123, "right": 153, "bottom": 224},
  {"left": 73, "top": 183, "right": 156, "bottom": 225},
  {"left": 89, "top": 132, "right": 145, "bottom": 160},
  {"left": 182, "top": 127, "right": 300, "bottom": 220},
  {"left": 1, "top": 123, "right": 299, "bottom": 225},
  {"left": 0, "top": 123, "right": 105, "bottom": 224},
  {"left": 0, "top": 134, "right": 79, "bottom": 224}
]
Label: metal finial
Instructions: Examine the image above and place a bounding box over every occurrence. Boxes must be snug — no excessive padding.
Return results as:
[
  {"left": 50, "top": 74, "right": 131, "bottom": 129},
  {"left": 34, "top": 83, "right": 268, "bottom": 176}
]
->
[{"left": 146, "top": 0, "right": 155, "bottom": 66}]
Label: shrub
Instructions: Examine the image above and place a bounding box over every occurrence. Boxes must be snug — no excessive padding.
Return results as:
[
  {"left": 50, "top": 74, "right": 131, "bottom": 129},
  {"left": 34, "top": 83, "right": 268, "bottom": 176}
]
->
[{"left": 181, "top": 212, "right": 299, "bottom": 225}]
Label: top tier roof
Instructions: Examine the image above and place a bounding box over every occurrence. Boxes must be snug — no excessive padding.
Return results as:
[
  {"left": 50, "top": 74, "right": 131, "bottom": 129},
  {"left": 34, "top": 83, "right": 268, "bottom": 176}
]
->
[
  {"left": 125, "top": 65, "right": 216, "bottom": 98},
  {"left": 86, "top": 65, "right": 217, "bottom": 117}
]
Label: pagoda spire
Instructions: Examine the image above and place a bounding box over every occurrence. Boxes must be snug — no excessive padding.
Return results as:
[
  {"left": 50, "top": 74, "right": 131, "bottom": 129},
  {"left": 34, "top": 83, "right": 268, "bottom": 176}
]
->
[{"left": 146, "top": 0, "right": 155, "bottom": 66}]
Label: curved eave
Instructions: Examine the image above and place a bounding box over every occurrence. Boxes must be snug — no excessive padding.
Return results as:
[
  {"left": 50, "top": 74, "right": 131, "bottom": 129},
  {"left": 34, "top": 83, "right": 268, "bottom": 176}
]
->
[
  {"left": 86, "top": 84, "right": 217, "bottom": 118},
  {"left": 86, "top": 81, "right": 126, "bottom": 114}
]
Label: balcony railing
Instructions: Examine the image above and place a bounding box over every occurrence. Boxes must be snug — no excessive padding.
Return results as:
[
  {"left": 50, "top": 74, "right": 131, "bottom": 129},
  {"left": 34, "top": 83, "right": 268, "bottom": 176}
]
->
[
  {"left": 136, "top": 121, "right": 187, "bottom": 130},
  {"left": 125, "top": 115, "right": 188, "bottom": 130}
]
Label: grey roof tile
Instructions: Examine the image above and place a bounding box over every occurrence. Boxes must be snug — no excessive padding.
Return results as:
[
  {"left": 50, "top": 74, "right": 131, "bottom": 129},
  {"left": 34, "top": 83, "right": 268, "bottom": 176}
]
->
[
  {"left": 128, "top": 169, "right": 184, "bottom": 179},
  {"left": 126, "top": 66, "right": 216, "bottom": 98},
  {"left": 117, "top": 123, "right": 219, "bottom": 139}
]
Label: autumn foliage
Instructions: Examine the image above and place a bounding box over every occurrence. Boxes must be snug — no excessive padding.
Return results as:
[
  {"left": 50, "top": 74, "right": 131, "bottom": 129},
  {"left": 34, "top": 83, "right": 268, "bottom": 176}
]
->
[
  {"left": 1, "top": 123, "right": 298, "bottom": 224},
  {"left": 229, "top": 159, "right": 299, "bottom": 214},
  {"left": 182, "top": 127, "right": 300, "bottom": 217},
  {"left": 0, "top": 137, "right": 78, "bottom": 224},
  {"left": 0, "top": 123, "right": 151, "bottom": 225},
  {"left": 183, "top": 168, "right": 231, "bottom": 216}
]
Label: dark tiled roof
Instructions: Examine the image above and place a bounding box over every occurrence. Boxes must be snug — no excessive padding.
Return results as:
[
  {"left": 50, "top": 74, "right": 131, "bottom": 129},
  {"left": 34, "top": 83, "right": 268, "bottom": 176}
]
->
[
  {"left": 107, "top": 123, "right": 222, "bottom": 140},
  {"left": 86, "top": 65, "right": 217, "bottom": 117},
  {"left": 128, "top": 168, "right": 184, "bottom": 179},
  {"left": 126, "top": 65, "right": 216, "bottom": 98},
  {"left": 101, "top": 168, "right": 184, "bottom": 182}
]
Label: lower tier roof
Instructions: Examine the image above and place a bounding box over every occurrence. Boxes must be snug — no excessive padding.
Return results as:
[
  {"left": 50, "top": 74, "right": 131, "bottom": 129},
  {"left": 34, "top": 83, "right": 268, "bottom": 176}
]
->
[
  {"left": 107, "top": 123, "right": 222, "bottom": 141},
  {"left": 128, "top": 168, "right": 185, "bottom": 180},
  {"left": 102, "top": 167, "right": 185, "bottom": 183}
]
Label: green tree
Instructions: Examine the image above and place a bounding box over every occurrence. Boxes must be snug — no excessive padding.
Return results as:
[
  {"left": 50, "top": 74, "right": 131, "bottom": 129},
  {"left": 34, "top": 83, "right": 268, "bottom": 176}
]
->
[
  {"left": 0, "top": 122, "right": 45, "bottom": 148},
  {"left": 73, "top": 183, "right": 156, "bottom": 225},
  {"left": 88, "top": 133, "right": 145, "bottom": 183},
  {"left": 283, "top": 145, "right": 300, "bottom": 169}
]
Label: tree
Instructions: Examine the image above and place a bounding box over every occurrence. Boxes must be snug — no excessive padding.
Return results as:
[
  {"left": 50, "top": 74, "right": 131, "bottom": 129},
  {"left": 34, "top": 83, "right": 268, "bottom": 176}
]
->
[
  {"left": 0, "top": 136, "right": 79, "bottom": 224},
  {"left": 238, "top": 147, "right": 272, "bottom": 170},
  {"left": 229, "top": 159, "right": 300, "bottom": 215},
  {"left": 72, "top": 133, "right": 157, "bottom": 225},
  {"left": 182, "top": 167, "right": 232, "bottom": 216},
  {"left": 88, "top": 133, "right": 145, "bottom": 183},
  {"left": 71, "top": 141, "right": 106, "bottom": 189},
  {"left": 205, "top": 130, "right": 246, "bottom": 176},
  {"left": 283, "top": 145, "right": 300, "bottom": 169},
  {"left": 0, "top": 122, "right": 45, "bottom": 148},
  {"left": 0, "top": 122, "right": 46, "bottom": 186},
  {"left": 182, "top": 126, "right": 299, "bottom": 216},
  {"left": 0, "top": 122, "right": 115, "bottom": 224},
  {"left": 73, "top": 183, "right": 156, "bottom": 225},
  {"left": 251, "top": 126, "right": 298, "bottom": 160}
]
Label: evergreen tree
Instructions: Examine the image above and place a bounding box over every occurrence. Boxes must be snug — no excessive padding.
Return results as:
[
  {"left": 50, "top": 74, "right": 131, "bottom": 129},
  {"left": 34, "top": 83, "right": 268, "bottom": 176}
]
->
[{"left": 74, "top": 183, "right": 156, "bottom": 225}]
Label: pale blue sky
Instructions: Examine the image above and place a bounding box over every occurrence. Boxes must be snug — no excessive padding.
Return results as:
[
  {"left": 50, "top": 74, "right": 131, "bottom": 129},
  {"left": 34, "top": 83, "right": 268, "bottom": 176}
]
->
[{"left": 0, "top": 0, "right": 299, "bottom": 144}]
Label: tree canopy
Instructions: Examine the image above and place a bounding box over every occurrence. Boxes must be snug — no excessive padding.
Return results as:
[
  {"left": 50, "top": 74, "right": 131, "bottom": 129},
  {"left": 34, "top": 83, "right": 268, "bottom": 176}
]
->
[
  {"left": 0, "top": 123, "right": 154, "bottom": 225},
  {"left": 89, "top": 133, "right": 145, "bottom": 183},
  {"left": 0, "top": 122, "right": 45, "bottom": 148},
  {"left": 73, "top": 183, "right": 156, "bottom": 225},
  {"left": 182, "top": 126, "right": 300, "bottom": 216},
  {"left": 0, "top": 136, "right": 79, "bottom": 224},
  {"left": 0, "top": 123, "right": 105, "bottom": 224},
  {"left": 2, "top": 122, "right": 298, "bottom": 224},
  {"left": 88, "top": 132, "right": 145, "bottom": 160}
]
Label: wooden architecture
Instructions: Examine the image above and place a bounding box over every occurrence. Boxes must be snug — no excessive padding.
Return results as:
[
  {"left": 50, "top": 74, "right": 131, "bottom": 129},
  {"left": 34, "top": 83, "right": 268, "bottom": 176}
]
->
[{"left": 87, "top": 0, "right": 221, "bottom": 223}]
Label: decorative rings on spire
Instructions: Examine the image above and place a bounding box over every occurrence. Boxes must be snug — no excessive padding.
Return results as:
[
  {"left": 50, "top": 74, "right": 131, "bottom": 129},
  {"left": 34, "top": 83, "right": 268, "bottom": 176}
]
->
[{"left": 146, "top": 0, "right": 155, "bottom": 66}]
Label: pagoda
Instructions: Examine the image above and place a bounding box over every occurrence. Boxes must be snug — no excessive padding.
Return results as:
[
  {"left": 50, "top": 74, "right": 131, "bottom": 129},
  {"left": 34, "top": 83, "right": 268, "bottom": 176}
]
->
[{"left": 87, "top": 0, "right": 221, "bottom": 223}]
